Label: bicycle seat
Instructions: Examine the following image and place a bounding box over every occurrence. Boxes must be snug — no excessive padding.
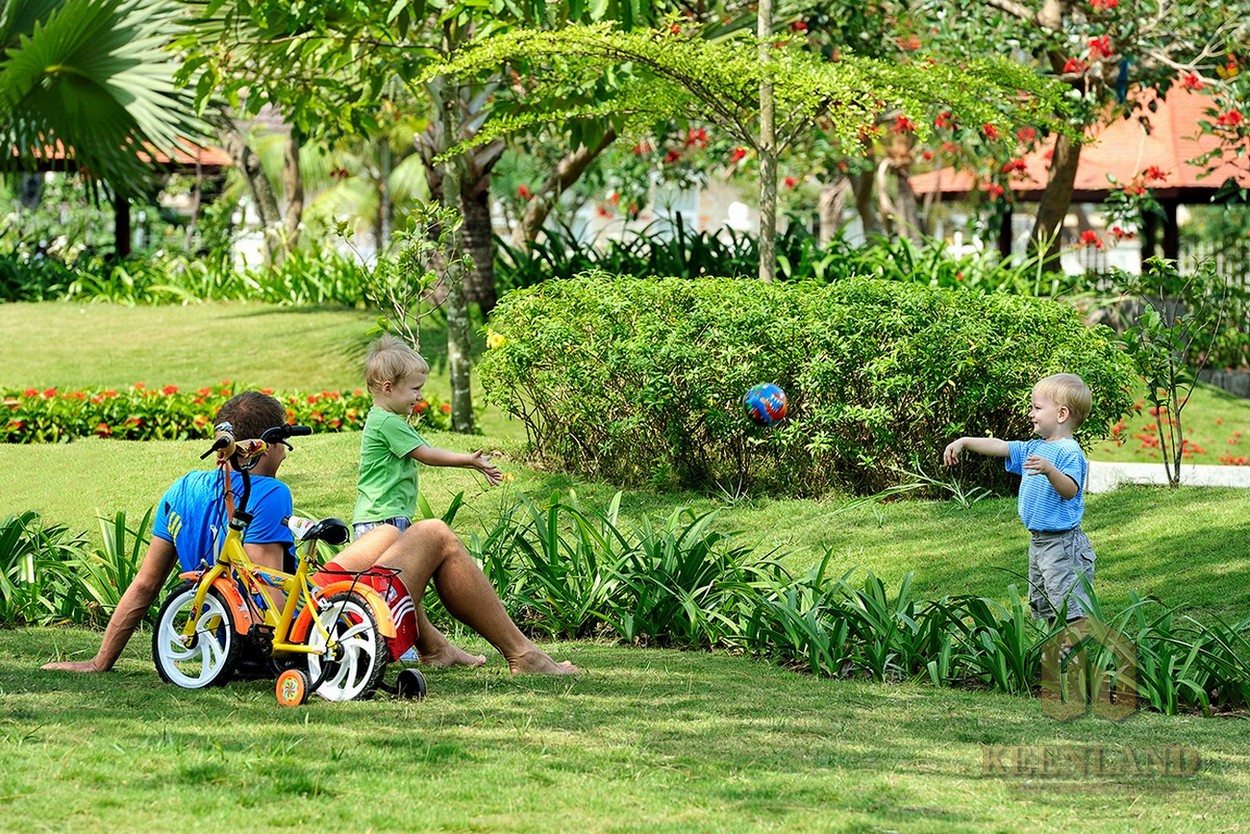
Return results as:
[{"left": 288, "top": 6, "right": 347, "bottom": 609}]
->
[{"left": 287, "top": 516, "right": 350, "bottom": 545}]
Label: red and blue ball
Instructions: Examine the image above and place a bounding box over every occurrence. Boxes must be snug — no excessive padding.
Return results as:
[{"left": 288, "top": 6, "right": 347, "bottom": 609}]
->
[{"left": 743, "top": 383, "right": 788, "bottom": 426}]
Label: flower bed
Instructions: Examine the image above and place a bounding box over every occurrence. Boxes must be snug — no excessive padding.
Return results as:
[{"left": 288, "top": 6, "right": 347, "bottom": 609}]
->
[{"left": 1, "top": 381, "right": 451, "bottom": 443}]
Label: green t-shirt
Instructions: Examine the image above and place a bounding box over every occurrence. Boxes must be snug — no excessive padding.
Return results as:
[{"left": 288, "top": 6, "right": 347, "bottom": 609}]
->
[{"left": 353, "top": 406, "right": 428, "bottom": 524}]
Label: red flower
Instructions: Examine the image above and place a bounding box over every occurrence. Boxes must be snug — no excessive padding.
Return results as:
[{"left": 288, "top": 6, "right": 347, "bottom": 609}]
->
[
  {"left": 686, "top": 128, "right": 709, "bottom": 148},
  {"left": 1216, "top": 110, "right": 1244, "bottom": 128},
  {"left": 310, "top": 411, "right": 324, "bottom": 423},
  {"left": 1016, "top": 127, "right": 1036, "bottom": 144},
  {"left": 1088, "top": 36, "right": 1113, "bottom": 61},
  {"left": 1141, "top": 165, "right": 1167, "bottom": 181},
  {"left": 934, "top": 111, "right": 954, "bottom": 129},
  {"left": 161, "top": 385, "right": 178, "bottom": 396},
  {"left": 1062, "top": 58, "right": 1088, "bottom": 74},
  {"left": 729, "top": 147, "right": 748, "bottom": 164},
  {"left": 790, "top": 20, "right": 807, "bottom": 32},
  {"left": 896, "top": 34, "right": 921, "bottom": 51},
  {"left": 1181, "top": 72, "right": 1205, "bottom": 91},
  {"left": 597, "top": 207, "right": 613, "bottom": 218},
  {"left": 632, "top": 142, "right": 652, "bottom": 156},
  {"left": 8, "top": 420, "right": 24, "bottom": 430},
  {"left": 440, "top": 403, "right": 452, "bottom": 414},
  {"left": 1001, "top": 158, "right": 1028, "bottom": 174},
  {"left": 260, "top": 388, "right": 273, "bottom": 395},
  {"left": 1090, "top": 0, "right": 1118, "bottom": 10},
  {"left": 609, "top": 192, "right": 620, "bottom": 204},
  {"left": 1079, "top": 229, "right": 1103, "bottom": 249},
  {"left": 517, "top": 184, "right": 532, "bottom": 200},
  {"left": 22, "top": 388, "right": 37, "bottom": 397},
  {"left": 1111, "top": 226, "right": 1135, "bottom": 240},
  {"left": 921, "top": 150, "right": 934, "bottom": 161},
  {"left": 414, "top": 401, "right": 429, "bottom": 414},
  {"left": 983, "top": 183, "right": 1006, "bottom": 199},
  {"left": 664, "top": 150, "right": 682, "bottom": 164},
  {"left": 134, "top": 382, "right": 145, "bottom": 390},
  {"left": 95, "top": 422, "right": 112, "bottom": 437},
  {"left": 982, "top": 123, "right": 1001, "bottom": 140},
  {"left": 783, "top": 176, "right": 799, "bottom": 189},
  {"left": 892, "top": 114, "right": 916, "bottom": 133}
]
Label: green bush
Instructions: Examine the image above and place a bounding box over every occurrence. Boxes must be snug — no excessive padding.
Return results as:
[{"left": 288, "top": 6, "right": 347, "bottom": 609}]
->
[{"left": 480, "top": 273, "right": 1138, "bottom": 496}]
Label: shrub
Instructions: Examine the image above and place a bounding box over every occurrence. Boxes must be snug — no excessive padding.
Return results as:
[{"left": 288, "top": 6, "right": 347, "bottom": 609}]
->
[{"left": 480, "top": 274, "right": 1138, "bottom": 496}]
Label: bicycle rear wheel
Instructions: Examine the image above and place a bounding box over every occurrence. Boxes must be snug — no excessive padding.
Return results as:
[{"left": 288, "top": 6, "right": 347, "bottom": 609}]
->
[
  {"left": 306, "top": 591, "right": 387, "bottom": 701},
  {"left": 152, "top": 582, "right": 241, "bottom": 688}
]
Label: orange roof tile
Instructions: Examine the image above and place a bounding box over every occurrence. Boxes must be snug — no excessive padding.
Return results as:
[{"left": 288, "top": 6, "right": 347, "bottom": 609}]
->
[{"left": 910, "top": 87, "right": 1249, "bottom": 202}]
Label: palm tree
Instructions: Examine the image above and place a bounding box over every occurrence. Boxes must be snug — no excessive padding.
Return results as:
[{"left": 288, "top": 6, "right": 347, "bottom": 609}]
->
[{"left": 0, "top": 0, "right": 206, "bottom": 198}]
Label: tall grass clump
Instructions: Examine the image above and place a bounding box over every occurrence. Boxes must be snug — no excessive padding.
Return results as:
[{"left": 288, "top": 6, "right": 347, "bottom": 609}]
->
[{"left": 480, "top": 273, "right": 1138, "bottom": 496}]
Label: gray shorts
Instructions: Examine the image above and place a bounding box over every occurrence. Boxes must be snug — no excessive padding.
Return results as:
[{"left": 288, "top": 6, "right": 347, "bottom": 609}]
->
[
  {"left": 1028, "top": 526, "right": 1095, "bottom": 621},
  {"left": 352, "top": 517, "right": 412, "bottom": 540}
]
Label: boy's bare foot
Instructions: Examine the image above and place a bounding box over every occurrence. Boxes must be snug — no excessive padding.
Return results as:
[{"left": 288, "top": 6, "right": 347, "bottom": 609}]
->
[
  {"left": 508, "top": 648, "right": 580, "bottom": 675},
  {"left": 421, "top": 645, "right": 487, "bottom": 668}
]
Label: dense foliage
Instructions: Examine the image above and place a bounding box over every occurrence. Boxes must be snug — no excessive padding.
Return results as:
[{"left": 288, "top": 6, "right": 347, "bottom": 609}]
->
[
  {"left": 6, "top": 493, "right": 1248, "bottom": 716},
  {"left": 1, "top": 383, "right": 450, "bottom": 443},
  {"left": 481, "top": 273, "right": 1138, "bottom": 496}
]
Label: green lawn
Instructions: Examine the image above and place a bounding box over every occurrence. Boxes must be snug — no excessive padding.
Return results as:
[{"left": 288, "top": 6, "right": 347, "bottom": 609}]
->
[
  {"left": 4, "top": 302, "right": 1250, "bottom": 832},
  {"left": 8, "top": 629, "right": 1250, "bottom": 834}
]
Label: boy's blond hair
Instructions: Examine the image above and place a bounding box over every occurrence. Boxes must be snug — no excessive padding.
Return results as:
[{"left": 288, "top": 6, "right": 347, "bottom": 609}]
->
[
  {"left": 1034, "top": 373, "right": 1092, "bottom": 428},
  {"left": 364, "top": 334, "right": 429, "bottom": 393}
]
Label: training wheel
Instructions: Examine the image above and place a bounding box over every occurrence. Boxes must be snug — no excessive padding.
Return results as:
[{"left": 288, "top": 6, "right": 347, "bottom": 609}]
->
[
  {"left": 276, "top": 668, "right": 311, "bottom": 707},
  {"left": 395, "top": 668, "right": 427, "bottom": 700}
]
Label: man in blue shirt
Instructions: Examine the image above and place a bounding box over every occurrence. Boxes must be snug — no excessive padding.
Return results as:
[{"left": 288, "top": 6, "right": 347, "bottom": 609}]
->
[{"left": 43, "top": 391, "right": 577, "bottom": 676}]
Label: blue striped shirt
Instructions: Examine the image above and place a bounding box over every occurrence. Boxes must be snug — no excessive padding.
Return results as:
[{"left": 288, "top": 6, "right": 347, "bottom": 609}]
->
[{"left": 1005, "top": 439, "right": 1086, "bottom": 532}]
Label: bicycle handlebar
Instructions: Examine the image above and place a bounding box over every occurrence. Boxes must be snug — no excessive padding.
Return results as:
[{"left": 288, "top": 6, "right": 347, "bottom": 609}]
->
[{"left": 199, "top": 423, "right": 312, "bottom": 460}]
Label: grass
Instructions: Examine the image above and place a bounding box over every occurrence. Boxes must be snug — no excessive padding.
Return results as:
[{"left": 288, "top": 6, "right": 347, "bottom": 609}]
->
[
  {"left": 8, "top": 629, "right": 1250, "bottom": 834},
  {"left": 5, "top": 302, "right": 1250, "bottom": 831}
]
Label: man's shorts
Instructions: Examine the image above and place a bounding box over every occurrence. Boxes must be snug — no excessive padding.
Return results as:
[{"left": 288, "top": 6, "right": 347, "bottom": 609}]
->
[
  {"left": 352, "top": 517, "right": 412, "bottom": 540},
  {"left": 1027, "top": 526, "right": 1096, "bottom": 621},
  {"left": 312, "top": 560, "right": 417, "bottom": 662}
]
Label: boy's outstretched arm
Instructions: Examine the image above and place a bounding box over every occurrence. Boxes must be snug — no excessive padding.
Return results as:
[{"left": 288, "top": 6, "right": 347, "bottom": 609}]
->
[
  {"left": 412, "top": 444, "right": 503, "bottom": 485},
  {"left": 41, "top": 538, "right": 177, "bottom": 673},
  {"left": 943, "top": 436, "right": 1010, "bottom": 466}
]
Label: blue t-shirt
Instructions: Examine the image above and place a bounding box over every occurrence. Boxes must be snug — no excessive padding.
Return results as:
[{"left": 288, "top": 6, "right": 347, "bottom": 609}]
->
[
  {"left": 1005, "top": 439, "right": 1087, "bottom": 532},
  {"left": 152, "top": 470, "right": 295, "bottom": 572}
]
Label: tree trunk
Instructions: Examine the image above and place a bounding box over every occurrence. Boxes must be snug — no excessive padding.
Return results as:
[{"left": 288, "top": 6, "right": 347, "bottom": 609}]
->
[
  {"left": 460, "top": 139, "right": 505, "bottom": 316},
  {"left": 817, "top": 178, "right": 851, "bottom": 243},
  {"left": 221, "top": 126, "right": 282, "bottom": 264},
  {"left": 1029, "top": 132, "right": 1082, "bottom": 268},
  {"left": 460, "top": 178, "right": 498, "bottom": 316},
  {"left": 850, "top": 160, "right": 885, "bottom": 240},
  {"left": 282, "top": 132, "right": 304, "bottom": 255},
  {"left": 512, "top": 128, "right": 617, "bottom": 247},
  {"left": 756, "top": 0, "right": 776, "bottom": 282},
  {"left": 427, "top": 66, "right": 476, "bottom": 434}
]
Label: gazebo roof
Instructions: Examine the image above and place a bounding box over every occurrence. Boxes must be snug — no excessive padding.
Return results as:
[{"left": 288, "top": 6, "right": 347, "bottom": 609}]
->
[
  {"left": 13, "top": 140, "right": 231, "bottom": 174},
  {"left": 910, "top": 87, "right": 1250, "bottom": 203}
]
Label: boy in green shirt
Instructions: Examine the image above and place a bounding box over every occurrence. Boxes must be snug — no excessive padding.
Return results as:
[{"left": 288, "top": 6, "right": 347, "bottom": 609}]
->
[{"left": 353, "top": 335, "right": 502, "bottom": 540}]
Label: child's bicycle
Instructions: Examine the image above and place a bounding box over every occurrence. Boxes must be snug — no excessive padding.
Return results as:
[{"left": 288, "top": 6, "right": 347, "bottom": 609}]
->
[{"left": 151, "top": 422, "right": 427, "bottom": 705}]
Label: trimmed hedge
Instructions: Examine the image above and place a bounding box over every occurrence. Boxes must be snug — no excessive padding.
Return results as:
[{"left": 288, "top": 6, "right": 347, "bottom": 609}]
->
[{"left": 480, "top": 273, "right": 1138, "bottom": 495}]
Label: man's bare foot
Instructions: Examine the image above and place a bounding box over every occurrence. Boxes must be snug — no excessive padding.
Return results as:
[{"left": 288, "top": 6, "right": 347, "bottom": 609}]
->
[
  {"left": 421, "top": 644, "right": 487, "bottom": 668},
  {"left": 508, "top": 648, "right": 580, "bottom": 675},
  {"left": 41, "top": 659, "right": 103, "bottom": 673}
]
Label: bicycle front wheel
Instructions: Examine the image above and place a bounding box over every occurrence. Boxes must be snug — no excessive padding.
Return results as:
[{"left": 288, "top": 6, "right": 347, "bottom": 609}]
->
[
  {"left": 306, "top": 591, "right": 386, "bottom": 701},
  {"left": 152, "top": 582, "right": 241, "bottom": 689}
]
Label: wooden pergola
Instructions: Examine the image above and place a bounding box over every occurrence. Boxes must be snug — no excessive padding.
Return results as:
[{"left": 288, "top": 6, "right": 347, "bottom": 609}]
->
[{"left": 909, "top": 86, "right": 1250, "bottom": 261}]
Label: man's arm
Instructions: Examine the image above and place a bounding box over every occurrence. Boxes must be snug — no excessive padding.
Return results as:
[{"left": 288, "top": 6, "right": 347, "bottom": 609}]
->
[{"left": 42, "top": 538, "right": 178, "bottom": 672}]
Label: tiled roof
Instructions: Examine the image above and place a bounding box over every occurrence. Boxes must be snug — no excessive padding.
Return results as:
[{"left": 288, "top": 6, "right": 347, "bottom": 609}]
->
[{"left": 910, "top": 86, "right": 1249, "bottom": 202}]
